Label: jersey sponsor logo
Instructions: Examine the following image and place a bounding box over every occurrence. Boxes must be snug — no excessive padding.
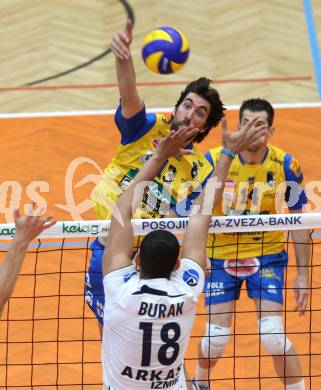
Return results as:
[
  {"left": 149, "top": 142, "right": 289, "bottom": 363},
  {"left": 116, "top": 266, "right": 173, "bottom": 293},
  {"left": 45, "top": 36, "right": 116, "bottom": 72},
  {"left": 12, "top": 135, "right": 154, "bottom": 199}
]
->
[
  {"left": 140, "top": 202, "right": 160, "bottom": 218},
  {"left": 119, "top": 168, "right": 139, "bottom": 190},
  {"left": 205, "top": 281, "right": 225, "bottom": 297},
  {"left": 267, "top": 284, "right": 278, "bottom": 294},
  {"left": 142, "top": 182, "right": 171, "bottom": 215},
  {"left": 223, "top": 180, "right": 237, "bottom": 205},
  {"left": 271, "top": 156, "right": 284, "bottom": 165},
  {"left": 96, "top": 300, "right": 104, "bottom": 319},
  {"left": 197, "top": 159, "right": 204, "bottom": 167},
  {"left": 85, "top": 272, "right": 92, "bottom": 288},
  {"left": 84, "top": 290, "right": 93, "bottom": 306},
  {"left": 266, "top": 171, "right": 276, "bottom": 187},
  {"left": 163, "top": 165, "right": 177, "bottom": 184},
  {"left": 224, "top": 257, "right": 260, "bottom": 277},
  {"left": 260, "top": 268, "right": 280, "bottom": 280},
  {"left": 139, "top": 151, "right": 154, "bottom": 164},
  {"left": 183, "top": 269, "right": 200, "bottom": 286},
  {"left": 150, "top": 378, "right": 179, "bottom": 388},
  {"left": 263, "top": 192, "right": 276, "bottom": 199},
  {"left": 191, "top": 162, "right": 199, "bottom": 179},
  {"left": 289, "top": 158, "right": 302, "bottom": 176},
  {"left": 119, "top": 175, "right": 131, "bottom": 189},
  {"left": 180, "top": 178, "right": 197, "bottom": 195},
  {"left": 183, "top": 182, "right": 195, "bottom": 195},
  {"left": 120, "top": 363, "right": 183, "bottom": 388},
  {"left": 123, "top": 270, "right": 136, "bottom": 283}
]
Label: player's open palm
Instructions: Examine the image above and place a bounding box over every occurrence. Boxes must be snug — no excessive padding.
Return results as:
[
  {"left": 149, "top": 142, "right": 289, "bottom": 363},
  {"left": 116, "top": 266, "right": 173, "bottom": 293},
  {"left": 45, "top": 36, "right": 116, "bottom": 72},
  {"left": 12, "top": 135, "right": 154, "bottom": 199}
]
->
[
  {"left": 222, "top": 116, "right": 268, "bottom": 154},
  {"left": 14, "top": 206, "right": 56, "bottom": 246},
  {"left": 111, "top": 19, "right": 133, "bottom": 60},
  {"left": 155, "top": 126, "right": 199, "bottom": 159}
]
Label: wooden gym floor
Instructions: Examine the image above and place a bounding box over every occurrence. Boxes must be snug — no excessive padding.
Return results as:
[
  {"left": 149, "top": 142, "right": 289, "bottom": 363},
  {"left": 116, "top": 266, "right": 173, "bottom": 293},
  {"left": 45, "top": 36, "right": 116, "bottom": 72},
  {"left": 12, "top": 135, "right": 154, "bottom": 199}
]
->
[
  {"left": 0, "top": 0, "right": 321, "bottom": 389},
  {"left": 0, "top": 0, "right": 321, "bottom": 112}
]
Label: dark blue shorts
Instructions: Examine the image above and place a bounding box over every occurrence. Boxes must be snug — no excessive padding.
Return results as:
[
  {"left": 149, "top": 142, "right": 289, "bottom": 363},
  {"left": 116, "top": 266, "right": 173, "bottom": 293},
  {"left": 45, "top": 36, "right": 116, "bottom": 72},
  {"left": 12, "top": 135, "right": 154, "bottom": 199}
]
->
[
  {"left": 84, "top": 239, "right": 105, "bottom": 324},
  {"left": 84, "top": 239, "right": 138, "bottom": 324},
  {"left": 204, "top": 251, "right": 288, "bottom": 306}
]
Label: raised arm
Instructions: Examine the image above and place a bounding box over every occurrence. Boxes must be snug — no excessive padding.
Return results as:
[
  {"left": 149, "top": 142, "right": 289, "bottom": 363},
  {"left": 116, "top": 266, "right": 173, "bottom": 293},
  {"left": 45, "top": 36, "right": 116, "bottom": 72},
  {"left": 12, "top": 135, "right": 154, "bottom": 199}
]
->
[
  {"left": 111, "top": 19, "right": 144, "bottom": 118},
  {"left": 181, "top": 116, "right": 268, "bottom": 268},
  {"left": 103, "top": 126, "right": 198, "bottom": 276},
  {"left": 0, "top": 208, "right": 55, "bottom": 316},
  {"left": 181, "top": 152, "right": 232, "bottom": 269}
]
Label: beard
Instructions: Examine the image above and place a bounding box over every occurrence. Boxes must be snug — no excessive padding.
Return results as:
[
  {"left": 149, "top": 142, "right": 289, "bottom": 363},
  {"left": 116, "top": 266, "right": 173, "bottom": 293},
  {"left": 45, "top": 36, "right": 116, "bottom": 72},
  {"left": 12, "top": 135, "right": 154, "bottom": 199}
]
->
[{"left": 170, "top": 117, "right": 191, "bottom": 131}]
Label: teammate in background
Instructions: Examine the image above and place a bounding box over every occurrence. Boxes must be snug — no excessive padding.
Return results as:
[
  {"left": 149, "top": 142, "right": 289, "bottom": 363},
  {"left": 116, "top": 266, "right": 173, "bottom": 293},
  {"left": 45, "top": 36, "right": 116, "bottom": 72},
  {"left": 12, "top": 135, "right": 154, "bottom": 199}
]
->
[
  {"left": 193, "top": 99, "right": 310, "bottom": 390},
  {"left": 101, "top": 113, "right": 267, "bottom": 389},
  {"left": 86, "top": 18, "right": 226, "bottom": 334},
  {"left": 0, "top": 207, "right": 55, "bottom": 316}
]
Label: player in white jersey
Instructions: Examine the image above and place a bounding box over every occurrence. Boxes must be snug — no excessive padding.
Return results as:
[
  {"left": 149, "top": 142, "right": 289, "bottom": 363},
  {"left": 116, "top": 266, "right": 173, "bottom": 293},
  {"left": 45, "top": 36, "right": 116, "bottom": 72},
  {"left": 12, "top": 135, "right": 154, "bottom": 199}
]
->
[{"left": 101, "top": 116, "right": 266, "bottom": 389}]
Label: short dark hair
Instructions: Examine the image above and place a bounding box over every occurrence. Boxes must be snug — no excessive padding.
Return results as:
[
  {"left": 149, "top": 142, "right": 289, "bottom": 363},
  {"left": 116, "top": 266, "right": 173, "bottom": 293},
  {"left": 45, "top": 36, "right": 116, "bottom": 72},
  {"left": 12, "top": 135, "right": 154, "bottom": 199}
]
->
[
  {"left": 140, "top": 230, "right": 179, "bottom": 279},
  {"left": 239, "top": 98, "right": 274, "bottom": 126},
  {"left": 174, "top": 77, "right": 225, "bottom": 143}
]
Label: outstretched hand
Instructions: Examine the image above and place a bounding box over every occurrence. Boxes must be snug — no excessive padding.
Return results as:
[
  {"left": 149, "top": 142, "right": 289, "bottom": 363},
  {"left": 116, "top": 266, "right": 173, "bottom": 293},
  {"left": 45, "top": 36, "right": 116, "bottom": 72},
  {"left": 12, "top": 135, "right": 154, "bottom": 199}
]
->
[
  {"left": 14, "top": 205, "right": 56, "bottom": 246},
  {"left": 154, "top": 125, "right": 199, "bottom": 160},
  {"left": 221, "top": 116, "right": 268, "bottom": 154},
  {"left": 111, "top": 19, "right": 133, "bottom": 60}
]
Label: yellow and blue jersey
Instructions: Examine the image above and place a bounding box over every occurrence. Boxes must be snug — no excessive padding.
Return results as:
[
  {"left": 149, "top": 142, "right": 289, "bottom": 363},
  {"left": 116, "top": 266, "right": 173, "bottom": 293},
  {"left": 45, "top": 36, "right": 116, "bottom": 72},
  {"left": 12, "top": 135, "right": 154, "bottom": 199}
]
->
[
  {"left": 205, "top": 145, "right": 307, "bottom": 259},
  {"left": 91, "top": 104, "right": 213, "bottom": 220}
]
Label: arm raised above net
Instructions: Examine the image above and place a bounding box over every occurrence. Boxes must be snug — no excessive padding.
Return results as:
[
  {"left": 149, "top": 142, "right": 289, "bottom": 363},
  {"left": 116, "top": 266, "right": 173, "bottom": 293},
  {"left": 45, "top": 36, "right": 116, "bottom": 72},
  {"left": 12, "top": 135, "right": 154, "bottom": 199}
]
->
[
  {"left": 181, "top": 115, "right": 267, "bottom": 268},
  {"left": 181, "top": 153, "right": 232, "bottom": 269},
  {"left": 0, "top": 209, "right": 55, "bottom": 317},
  {"left": 102, "top": 126, "right": 198, "bottom": 276},
  {"left": 111, "top": 19, "right": 144, "bottom": 119}
]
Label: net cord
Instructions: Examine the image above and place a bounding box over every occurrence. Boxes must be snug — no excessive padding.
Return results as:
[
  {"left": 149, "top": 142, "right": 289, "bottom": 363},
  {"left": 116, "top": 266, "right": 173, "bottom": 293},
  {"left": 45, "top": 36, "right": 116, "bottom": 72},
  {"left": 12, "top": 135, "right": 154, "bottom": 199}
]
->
[{"left": 0, "top": 212, "right": 319, "bottom": 239}]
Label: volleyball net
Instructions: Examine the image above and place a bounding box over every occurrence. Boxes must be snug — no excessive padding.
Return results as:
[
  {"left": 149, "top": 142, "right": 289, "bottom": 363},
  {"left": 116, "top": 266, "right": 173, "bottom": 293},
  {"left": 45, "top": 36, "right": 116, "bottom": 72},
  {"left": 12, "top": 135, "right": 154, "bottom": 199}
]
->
[{"left": 0, "top": 213, "right": 321, "bottom": 389}]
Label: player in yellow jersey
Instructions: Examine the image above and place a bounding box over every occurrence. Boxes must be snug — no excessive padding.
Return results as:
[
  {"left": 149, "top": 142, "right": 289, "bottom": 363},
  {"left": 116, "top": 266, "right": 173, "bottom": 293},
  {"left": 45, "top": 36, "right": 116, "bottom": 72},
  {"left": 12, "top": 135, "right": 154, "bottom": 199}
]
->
[
  {"left": 101, "top": 110, "right": 267, "bottom": 390},
  {"left": 193, "top": 99, "right": 310, "bottom": 390},
  {"left": 85, "top": 19, "right": 226, "bottom": 334}
]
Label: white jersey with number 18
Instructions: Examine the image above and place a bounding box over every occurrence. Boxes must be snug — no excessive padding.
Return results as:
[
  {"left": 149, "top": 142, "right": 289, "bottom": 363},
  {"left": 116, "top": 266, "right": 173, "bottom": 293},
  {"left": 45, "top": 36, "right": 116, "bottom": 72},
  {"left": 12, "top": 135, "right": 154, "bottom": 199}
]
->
[{"left": 102, "top": 258, "right": 204, "bottom": 390}]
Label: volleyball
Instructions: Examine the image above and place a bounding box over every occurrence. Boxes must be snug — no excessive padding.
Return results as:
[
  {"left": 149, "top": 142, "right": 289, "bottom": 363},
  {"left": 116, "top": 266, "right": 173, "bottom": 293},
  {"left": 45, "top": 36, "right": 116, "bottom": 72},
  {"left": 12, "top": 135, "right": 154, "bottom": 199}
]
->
[{"left": 141, "top": 27, "right": 190, "bottom": 74}]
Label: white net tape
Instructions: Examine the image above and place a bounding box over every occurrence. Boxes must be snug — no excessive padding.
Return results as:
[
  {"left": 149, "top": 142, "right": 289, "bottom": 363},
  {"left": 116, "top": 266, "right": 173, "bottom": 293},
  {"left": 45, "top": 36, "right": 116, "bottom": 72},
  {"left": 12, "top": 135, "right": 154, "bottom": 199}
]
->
[{"left": 0, "top": 212, "right": 320, "bottom": 239}]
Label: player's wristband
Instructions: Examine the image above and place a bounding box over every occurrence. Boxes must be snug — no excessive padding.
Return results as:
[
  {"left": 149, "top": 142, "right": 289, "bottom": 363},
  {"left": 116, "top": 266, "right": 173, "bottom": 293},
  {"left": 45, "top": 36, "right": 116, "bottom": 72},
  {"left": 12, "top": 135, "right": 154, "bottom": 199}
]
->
[{"left": 220, "top": 148, "right": 235, "bottom": 159}]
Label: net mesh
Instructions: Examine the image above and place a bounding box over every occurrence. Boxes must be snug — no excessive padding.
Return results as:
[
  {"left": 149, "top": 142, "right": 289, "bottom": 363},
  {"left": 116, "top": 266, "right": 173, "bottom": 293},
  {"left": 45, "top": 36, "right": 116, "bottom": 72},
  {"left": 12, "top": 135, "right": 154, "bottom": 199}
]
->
[{"left": 0, "top": 214, "right": 320, "bottom": 389}]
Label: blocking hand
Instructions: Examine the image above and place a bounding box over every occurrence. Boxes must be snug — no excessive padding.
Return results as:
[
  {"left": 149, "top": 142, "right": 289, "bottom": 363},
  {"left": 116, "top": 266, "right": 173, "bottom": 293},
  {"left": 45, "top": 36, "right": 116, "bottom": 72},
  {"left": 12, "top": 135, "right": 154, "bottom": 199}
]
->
[
  {"left": 221, "top": 116, "right": 269, "bottom": 154},
  {"left": 154, "top": 125, "right": 199, "bottom": 159},
  {"left": 14, "top": 205, "right": 56, "bottom": 246}
]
